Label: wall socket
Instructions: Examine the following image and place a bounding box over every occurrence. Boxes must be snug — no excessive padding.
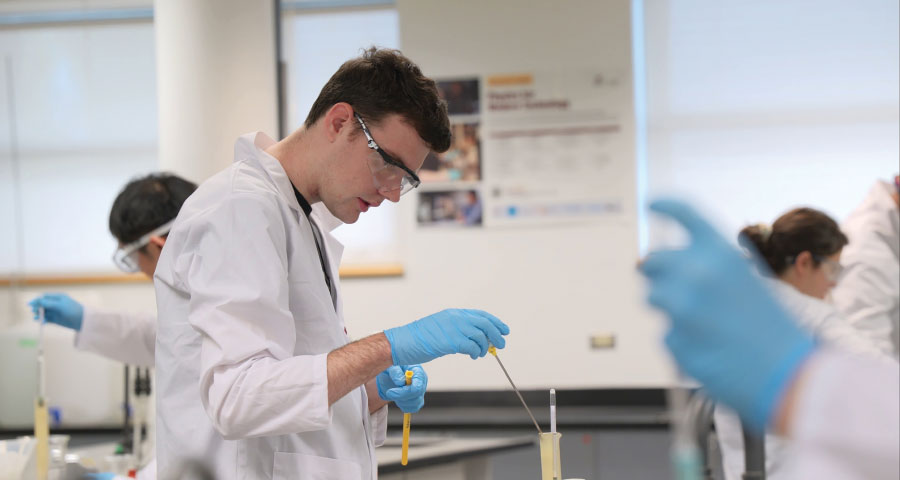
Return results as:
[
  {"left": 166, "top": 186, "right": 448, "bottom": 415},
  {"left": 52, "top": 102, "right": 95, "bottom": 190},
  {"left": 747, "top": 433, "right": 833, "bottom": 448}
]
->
[{"left": 589, "top": 333, "right": 616, "bottom": 349}]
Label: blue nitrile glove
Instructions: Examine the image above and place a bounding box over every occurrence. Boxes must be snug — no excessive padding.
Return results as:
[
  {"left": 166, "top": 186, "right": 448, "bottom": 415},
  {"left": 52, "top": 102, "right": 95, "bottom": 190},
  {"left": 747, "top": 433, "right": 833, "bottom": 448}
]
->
[
  {"left": 639, "top": 199, "right": 817, "bottom": 431},
  {"left": 383, "top": 309, "right": 510, "bottom": 365},
  {"left": 83, "top": 474, "right": 117, "bottom": 480},
  {"left": 28, "top": 293, "right": 84, "bottom": 331},
  {"left": 377, "top": 365, "right": 428, "bottom": 413}
]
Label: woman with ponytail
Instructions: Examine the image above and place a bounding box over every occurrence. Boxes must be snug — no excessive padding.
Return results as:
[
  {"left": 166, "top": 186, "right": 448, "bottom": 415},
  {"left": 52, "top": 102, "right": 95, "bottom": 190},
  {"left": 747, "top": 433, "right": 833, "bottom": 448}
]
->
[
  {"left": 715, "top": 207, "right": 893, "bottom": 480},
  {"left": 739, "top": 208, "right": 847, "bottom": 301}
]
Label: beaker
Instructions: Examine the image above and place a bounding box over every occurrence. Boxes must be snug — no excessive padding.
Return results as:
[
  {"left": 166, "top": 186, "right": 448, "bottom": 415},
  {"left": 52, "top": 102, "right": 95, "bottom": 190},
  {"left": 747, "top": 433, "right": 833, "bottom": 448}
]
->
[{"left": 48, "top": 434, "right": 69, "bottom": 469}]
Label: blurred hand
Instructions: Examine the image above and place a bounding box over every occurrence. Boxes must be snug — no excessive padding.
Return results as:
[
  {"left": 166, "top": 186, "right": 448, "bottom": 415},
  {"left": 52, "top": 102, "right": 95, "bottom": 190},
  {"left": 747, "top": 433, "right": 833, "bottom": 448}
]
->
[
  {"left": 639, "top": 199, "right": 816, "bottom": 431},
  {"left": 376, "top": 365, "right": 427, "bottom": 413},
  {"left": 383, "top": 309, "right": 509, "bottom": 365},
  {"left": 28, "top": 293, "right": 84, "bottom": 331}
]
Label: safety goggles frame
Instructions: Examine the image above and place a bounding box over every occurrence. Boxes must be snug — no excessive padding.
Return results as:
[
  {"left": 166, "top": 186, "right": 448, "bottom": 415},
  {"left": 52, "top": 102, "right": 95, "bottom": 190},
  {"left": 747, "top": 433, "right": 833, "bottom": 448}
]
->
[
  {"left": 786, "top": 253, "right": 844, "bottom": 282},
  {"left": 812, "top": 254, "right": 844, "bottom": 282},
  {"left": 112, "top": 220, "right": 174, "bottom": 273},
  {"left": 353, "top": 113, "right": 421, "bottom": 196}
]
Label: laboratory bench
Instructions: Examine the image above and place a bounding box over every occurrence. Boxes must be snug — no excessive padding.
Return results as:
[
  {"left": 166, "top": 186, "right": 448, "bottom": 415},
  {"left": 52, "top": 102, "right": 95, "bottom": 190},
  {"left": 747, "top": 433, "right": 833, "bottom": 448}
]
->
[
  {"left": 378, "top": 435, "right": 534, "bottom": 478},
  {"left": 2, "top": 389, "right": 673, "bottom": 479},
  {"left": 2, "top": 431, "right": 534, "bottom": 480},
  {"left": 390, "top": 388, "right": 669, "bottom": 430}
]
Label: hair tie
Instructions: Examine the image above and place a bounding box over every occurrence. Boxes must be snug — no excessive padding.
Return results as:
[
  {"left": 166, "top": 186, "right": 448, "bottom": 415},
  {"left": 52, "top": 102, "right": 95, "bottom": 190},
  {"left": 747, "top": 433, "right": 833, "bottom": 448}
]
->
[{"left": 757, "top": 223, "right": 772, "bottom": 242}]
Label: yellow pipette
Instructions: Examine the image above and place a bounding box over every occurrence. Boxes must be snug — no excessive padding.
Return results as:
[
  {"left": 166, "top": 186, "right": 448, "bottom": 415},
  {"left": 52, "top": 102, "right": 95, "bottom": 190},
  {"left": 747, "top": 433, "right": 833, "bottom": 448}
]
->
[
  {"left": 401, "top": 370, "right": 413, "bottom": 466},
  {"left": 488, "top": 345, "right": 543, "bottom": 434}
]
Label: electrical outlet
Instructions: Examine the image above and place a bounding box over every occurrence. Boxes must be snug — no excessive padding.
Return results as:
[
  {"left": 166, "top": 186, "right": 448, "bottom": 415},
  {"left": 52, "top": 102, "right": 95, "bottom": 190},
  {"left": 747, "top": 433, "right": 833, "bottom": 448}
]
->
[{"left": 589, "top": 333, "right": 616, "bottom": 350}]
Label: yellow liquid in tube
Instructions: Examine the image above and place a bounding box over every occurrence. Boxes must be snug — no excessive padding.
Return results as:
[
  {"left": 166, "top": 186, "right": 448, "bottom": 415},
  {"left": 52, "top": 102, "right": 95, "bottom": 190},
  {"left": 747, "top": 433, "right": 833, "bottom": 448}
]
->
[
  {"left": 539, "top": 432, "right": 562, "bottom": 480},
  {"left": 35, "top": 398, "right": 49, "bottom": 480}
]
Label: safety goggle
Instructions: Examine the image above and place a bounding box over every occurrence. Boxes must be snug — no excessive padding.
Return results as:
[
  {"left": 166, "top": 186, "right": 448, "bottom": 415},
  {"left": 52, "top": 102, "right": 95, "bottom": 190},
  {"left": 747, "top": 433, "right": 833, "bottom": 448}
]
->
[
  {"left": 813, "top": 255, "right": 844, "bottom": 282},
  {"left": 786, "top": 254, "right": 845, "bottom": 282},
  {"left": 111, "top": 220, "right": 174, "bottom": 273},
  {"left": 354, "top": 113, "right": 421, "bottom": 197}
]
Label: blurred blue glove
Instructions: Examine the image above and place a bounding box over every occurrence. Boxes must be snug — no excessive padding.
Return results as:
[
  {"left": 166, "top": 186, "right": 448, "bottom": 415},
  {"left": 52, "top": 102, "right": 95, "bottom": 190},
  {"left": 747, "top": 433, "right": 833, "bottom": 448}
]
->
[
  {"left": 83, "top": 473, "right": 117, "bottom": 480},
  {"left": 384, "top": 309, "right": 510, "bottom": 365},
  {"left": 28, "top": 293, "right": 84, "bottom": 331},
  {"left": 639, "top": 199, "right": 816, "bottom": 431},
  {"left": 377, "top": 365, "right": 427, "bottom": 413}
]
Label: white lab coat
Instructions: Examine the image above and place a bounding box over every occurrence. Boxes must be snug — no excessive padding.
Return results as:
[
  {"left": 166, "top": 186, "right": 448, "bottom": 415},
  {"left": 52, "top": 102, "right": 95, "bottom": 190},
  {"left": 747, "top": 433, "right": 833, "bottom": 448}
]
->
[
  {"left": 154, "top": 132, "right": 387, "bottom": 480},
  {"left": 75, "top": 308, "right": 156, "bottom": 367},
  {"left": 781, "top": 348, "right": 900, "bottom": 480},
  {"left": 75, "top": 309, "right": 158, "bottom": 478},
  {"left": 832, "top": 180, "right": 900, "bottom": 357},
  {"left": 715, "top": 280, "right": 893, "bottom": 480}
]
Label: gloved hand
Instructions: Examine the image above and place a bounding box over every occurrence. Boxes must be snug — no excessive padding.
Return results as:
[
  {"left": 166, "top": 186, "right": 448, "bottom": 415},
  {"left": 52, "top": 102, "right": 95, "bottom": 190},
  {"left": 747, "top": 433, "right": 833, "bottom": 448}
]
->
[
  {"left": 27, "top": 293, "right": 84, "bottom": 331},
  {"left": 83, "top": 473, "right": 117, "bottom": 480},
  {"left": 384, "top": 309, "right": 510, "bottom": 366},
  {"left": 639, "top": 199, "right": 817, "bottom": 431},
  {"left": 377, "top": 365, "right": 427, "bottom": 413}
]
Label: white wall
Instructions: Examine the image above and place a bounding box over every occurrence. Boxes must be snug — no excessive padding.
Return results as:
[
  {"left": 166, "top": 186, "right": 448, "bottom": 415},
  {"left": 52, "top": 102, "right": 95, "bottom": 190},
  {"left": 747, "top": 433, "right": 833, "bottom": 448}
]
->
[
  {"left": 0, "top": 22, "right": 158, "bottom": 275},
  {"left": 339, "top": 0, "right": 675, "bottom": 391},
  {"left": 643, "top": 0, "right": 900, "bottom": 241}
]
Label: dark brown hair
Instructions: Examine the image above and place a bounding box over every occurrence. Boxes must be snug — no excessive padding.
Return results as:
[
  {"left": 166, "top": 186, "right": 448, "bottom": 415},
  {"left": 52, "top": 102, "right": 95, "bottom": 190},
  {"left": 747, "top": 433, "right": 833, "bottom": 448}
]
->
[
  {"left": 304, "top": 47, "right": 451, "bottom": 153},
  {"left": 739, "top": 207, "right": 848, "bottom": 275},
  {"left": 109, "top": 173, "right": 197, "bottom": 244}
]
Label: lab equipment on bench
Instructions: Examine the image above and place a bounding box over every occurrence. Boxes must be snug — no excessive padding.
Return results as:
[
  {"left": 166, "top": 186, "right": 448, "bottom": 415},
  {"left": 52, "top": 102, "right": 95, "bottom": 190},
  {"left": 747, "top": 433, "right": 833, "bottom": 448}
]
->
[
  {"left": 539, "top": 389, "right": 562, "bottom": 480},
  {"left": 35, "top": 308, "right": 49, "bottom": 480},
  {"left": 669, "top": 385, "right": 701, "bottom": 480}
]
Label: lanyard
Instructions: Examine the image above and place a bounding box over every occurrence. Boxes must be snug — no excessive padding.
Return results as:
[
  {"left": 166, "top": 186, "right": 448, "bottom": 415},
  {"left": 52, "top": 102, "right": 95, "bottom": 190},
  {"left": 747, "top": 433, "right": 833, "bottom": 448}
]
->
[{"left": 292, "top": 185, "right": 336, "bottom": 310}]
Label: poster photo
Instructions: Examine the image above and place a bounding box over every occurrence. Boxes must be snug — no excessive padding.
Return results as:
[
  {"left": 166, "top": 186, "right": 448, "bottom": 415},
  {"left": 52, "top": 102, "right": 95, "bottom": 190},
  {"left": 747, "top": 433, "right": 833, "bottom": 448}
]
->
[
  {"left": 419, "top": 122, "right": 481, "bottom": 182},
  {"left": 416, "top": 189, "right": 483, "bottom": 227},
  {"left": 437, "top": 78, "right": 480, "bottom": 115}
]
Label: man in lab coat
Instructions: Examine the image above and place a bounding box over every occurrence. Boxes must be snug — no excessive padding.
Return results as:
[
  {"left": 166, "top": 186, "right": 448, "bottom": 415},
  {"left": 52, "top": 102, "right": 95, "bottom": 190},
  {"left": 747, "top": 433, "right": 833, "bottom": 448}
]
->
[
  {"left": 832, "top": 177, "right": 900, "bottom": 357},
  {"left": 153, "top": 48, "right": 510, "bottom": 480},
  {"left": 29, "top": 173, "right": 197, "bottom": 366}
]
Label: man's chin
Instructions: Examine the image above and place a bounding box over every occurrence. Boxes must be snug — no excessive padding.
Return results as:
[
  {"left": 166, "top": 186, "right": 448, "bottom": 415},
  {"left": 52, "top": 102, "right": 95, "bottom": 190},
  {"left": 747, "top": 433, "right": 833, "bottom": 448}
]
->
[{"left": 336, "top": 208, "right": 361, "bottom": 224}]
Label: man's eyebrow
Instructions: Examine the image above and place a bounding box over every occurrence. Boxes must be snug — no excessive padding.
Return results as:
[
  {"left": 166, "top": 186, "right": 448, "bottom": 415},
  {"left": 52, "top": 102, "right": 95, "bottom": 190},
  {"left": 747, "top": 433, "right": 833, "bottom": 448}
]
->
[{"left": 380, "top": 145, "right": 412, "bottom": 170}]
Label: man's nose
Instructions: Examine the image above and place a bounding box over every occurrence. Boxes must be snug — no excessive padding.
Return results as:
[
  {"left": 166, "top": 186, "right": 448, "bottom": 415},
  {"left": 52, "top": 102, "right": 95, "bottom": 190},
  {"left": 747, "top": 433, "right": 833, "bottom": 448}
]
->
[{"left": 382, "top": 189, "right": 401, "bottom": 203}]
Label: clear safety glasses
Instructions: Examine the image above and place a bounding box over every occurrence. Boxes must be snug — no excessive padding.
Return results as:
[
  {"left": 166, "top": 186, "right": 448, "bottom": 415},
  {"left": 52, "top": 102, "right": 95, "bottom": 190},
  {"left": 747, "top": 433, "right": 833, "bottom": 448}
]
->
[
  {"left": 813, "top": 255, "right": 844, "bottom": 282},
  {"left": 787, "top": 254, "right": 844, "bottom": 282},
  {"left": 112, "top": 221, "right": 174, "bottom": 273},
  {"left": 354, "top": 113, "right": 421, "bottom": 197}
]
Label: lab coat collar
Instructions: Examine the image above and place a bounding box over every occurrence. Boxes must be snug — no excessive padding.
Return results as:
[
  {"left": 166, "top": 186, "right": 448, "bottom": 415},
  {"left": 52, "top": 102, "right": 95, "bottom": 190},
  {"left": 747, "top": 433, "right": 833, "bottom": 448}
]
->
[
  {"left": 871, "top": 180, "right": 900, "bottom": 213},
  {"left": 233, "top": 132, "right": 344, "bottom": 233}
]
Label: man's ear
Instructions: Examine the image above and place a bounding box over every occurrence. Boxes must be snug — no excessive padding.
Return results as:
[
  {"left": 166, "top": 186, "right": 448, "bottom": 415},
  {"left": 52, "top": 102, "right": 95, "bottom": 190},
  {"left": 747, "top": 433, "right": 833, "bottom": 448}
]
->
[
  {"left": 149, "top": 235, "right": 166, "bottom": 250},
  {"left": 323, "top": 103, "right": 354, "bottom": 142}
]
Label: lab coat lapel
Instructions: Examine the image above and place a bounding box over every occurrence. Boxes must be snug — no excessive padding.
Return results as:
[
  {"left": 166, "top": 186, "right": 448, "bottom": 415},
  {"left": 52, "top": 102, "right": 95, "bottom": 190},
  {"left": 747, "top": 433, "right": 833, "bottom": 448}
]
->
[
  {"left": 312, "top": 203, "right": 345, "bottom": 315},
  {"left": 238, "top": 132, "right": 347, "bottom": 313}
]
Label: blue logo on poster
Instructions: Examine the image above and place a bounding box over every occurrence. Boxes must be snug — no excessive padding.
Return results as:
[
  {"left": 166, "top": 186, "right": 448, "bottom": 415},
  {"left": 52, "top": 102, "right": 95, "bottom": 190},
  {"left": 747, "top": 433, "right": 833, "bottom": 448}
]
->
[{"left": 507, "top": 206, "right": 518, "bottom": 217}]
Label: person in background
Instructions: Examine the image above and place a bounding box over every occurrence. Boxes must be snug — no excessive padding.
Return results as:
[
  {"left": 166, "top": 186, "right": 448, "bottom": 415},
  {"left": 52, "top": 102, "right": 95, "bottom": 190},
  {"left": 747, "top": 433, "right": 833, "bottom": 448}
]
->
[
  {"left": 457, "top": 190, "right": 483, "bottom": 226},
  {"left": 639, "top": 199, "right": 899, "bottom": 480},
  {"left": 832, "top": 176, "right": 900, "bottom": 357},
  {"left": 715, "top": 207, "right": 893, "bottom": 480},
  {"left": 153, "top": 48, "right": 509, "bottom": 480},
  {"left": 28, "top": 173, "right": 197, "bottom": 480},
  {"left": 28, "top": 173, "right": 197, "bottom": 366}
]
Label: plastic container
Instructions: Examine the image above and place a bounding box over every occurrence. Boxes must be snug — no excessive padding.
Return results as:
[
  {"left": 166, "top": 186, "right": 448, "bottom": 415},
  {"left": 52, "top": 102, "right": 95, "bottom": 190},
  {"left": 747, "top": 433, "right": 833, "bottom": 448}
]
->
[
  {"left": 48, "top": 434, "right": 70, "bottom": 469},
  {"left": 0, "top": 436, "right": 36, "bottom": 480},
  {"left": 103, "top": 453, "right": 136, "bottom": 476}
]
